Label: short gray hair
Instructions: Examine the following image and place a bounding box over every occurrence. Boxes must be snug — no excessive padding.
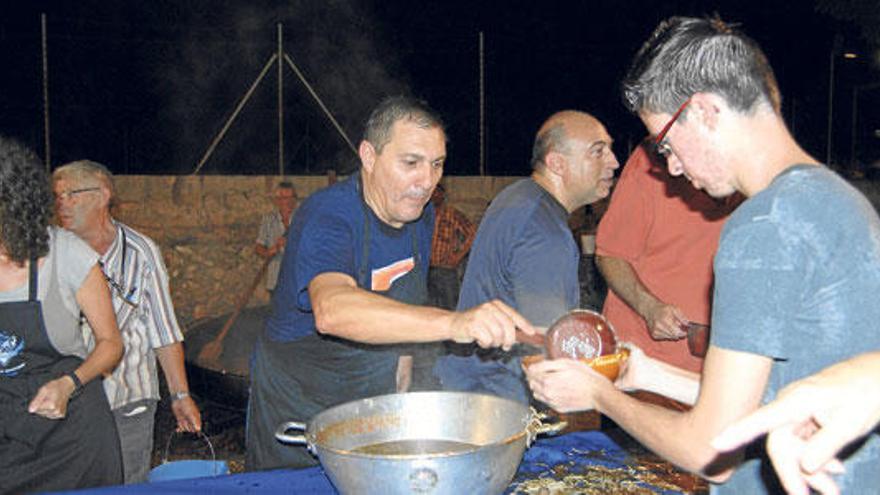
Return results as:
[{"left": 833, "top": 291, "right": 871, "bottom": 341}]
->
[
  {"left": 363, "top": 96, "right": 446, "bottom": 154},
  {"left": 277, "top": 181, "right": 296, "bottom": 195},
  {"left": 53, "top": 160, "right": 115, "bottom": 200}
]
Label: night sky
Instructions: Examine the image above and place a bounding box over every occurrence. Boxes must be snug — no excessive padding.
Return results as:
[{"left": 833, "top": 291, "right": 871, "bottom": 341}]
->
[{"left": 1, "top": 0, "right": 878, "bottom": 176}]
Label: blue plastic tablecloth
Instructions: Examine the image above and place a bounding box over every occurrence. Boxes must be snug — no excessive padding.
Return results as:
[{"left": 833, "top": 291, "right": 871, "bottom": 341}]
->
[{"left": 61, "top": 430, "right": 690, "bottom": 494}]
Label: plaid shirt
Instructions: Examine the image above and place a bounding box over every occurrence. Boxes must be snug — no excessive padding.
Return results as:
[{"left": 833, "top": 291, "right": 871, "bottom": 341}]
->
[{"left": 430, "top": 205, "right": 476, "bottom": 268}]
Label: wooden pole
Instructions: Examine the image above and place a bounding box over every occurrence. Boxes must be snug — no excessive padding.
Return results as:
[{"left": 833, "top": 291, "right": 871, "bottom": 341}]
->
[
  {"left": 192, "top": 53, "right": 278, "bottom": 174},
  {"left": 479, "top": 31, "right": 486, "bottom": 176},
  {"left": 41, "top": 13, "right": 51, "bottom": 171},
  {"left": 851, "top": 86, "right": 859, "bottom": 170},
  {"left": 283, "top": 53, "right": 357, "bottom": 155},
  {"left": 851, "top": 83, "right": 880, "bottom": 171},
  {"left": 826, "top": 36, "right": 841, "bottom": 167},
  {"left": 277, "top": 23, "right": 284, "bottom": 177}
]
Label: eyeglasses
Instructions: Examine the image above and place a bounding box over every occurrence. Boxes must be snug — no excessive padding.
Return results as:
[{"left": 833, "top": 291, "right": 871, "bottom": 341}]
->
[
  {"left": 55, "top": 187, "right": 100, "bottom": 202},
  {"left": 98, "top": 261, "right": 138, "bottom": 308},
  {"left": 653, "top": 99, "right": 691, "bottom": 158}
]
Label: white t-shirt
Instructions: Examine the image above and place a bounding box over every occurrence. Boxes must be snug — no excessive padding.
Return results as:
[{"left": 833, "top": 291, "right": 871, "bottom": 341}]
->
[{"left": 0, "top": 227, "right": 99, "bottom": 358}]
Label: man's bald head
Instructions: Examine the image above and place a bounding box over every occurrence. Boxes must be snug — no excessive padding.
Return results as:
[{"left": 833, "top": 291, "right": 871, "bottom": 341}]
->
[{"left": 530, "top": 111, "right": 603, "bottom": 170}]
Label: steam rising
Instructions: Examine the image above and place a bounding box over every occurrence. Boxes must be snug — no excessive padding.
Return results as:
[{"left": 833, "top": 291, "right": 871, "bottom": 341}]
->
[{"left": 156, "top": 1, "right": 408, "bottom": 175}]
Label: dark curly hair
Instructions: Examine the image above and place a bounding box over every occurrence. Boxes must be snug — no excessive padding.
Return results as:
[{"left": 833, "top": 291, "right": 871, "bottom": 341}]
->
[{"left": 0, "top": 137, "right": 51, "bottom": 264}]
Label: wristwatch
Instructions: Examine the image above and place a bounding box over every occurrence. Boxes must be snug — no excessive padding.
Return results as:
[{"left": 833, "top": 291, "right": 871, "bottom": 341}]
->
[
  {"left": 66, "top": 371, "right": 84, "bottom": 399},
  {"left": 171, "top": 390, "right": 190, "bottom": 401}
]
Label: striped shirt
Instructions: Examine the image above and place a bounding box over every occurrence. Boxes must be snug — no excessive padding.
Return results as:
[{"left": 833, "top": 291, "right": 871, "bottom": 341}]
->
[{"left": 82, "top": 221, "right": 184, "bottom": 410}]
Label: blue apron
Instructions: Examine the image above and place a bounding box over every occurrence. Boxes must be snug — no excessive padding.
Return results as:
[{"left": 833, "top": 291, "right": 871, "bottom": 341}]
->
[{"left": 246, "top": 177, "right": 430, "bottom": 471}]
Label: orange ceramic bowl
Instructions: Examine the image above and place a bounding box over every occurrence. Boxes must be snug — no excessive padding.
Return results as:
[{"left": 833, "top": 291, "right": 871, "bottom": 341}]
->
[
  {"left": 582, "top": 348, "right": 630, "bottom": 381},
  {"left": 521, "top": 348, "right": 630, "bottom": 381}
]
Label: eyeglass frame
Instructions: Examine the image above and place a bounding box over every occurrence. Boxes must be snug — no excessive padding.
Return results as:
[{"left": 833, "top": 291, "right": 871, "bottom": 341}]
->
[
  {"left": 55, "top": 186, "right": 101, "bottom": 202},
  {"left": 98, "top": 260, "right": 139, "bottom": 308},
  {"left": 653, "top": 99, "right": 691, "bottom": 158}
]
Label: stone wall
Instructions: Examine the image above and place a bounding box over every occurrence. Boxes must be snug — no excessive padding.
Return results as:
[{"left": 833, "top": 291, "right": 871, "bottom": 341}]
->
[
  {"left": 112, "top": 174, "right": 524, "bottom": 327},
  {"left": 111, "top": 173, "right": 880, "bottom": 329}
]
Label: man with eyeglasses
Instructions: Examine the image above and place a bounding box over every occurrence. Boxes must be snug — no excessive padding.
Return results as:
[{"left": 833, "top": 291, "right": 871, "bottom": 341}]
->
[
  {"left": 526, "top": 16, "right": 880, "bottom": 494},
  {"left": 53, "top": 161, "right": 202, "bottom": 484},
  {"left": 436, "top": 110, "right": 619, "bottom": 404}
]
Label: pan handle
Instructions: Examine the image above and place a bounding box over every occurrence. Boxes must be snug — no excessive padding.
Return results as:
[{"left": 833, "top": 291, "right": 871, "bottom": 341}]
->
[
  {"left": 525, "top": 409, "right": 568, "bottom": 447},
  {"left": 274, "top": 421, "right": 308, "bottom": 445}
]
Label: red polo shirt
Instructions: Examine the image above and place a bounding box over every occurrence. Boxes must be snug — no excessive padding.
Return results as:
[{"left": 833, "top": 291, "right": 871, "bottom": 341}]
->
[{"left": 597, "top": 144, "right": 741, "bottom": 372}]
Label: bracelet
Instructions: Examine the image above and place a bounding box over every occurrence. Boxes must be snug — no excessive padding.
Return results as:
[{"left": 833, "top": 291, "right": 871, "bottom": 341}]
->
[
  {"left": 171, "top": 391, "right": 190, "bottom": 401},
  {"left": 66, "top": 371, "right": 84, "bottom": 398}
]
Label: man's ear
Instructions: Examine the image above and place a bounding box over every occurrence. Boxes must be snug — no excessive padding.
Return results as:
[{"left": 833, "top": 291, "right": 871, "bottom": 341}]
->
[
  {"left": 543, "top": 151, "right": 568, "bottom": 178},
  {"left": 100, "top": 186, "right": 113, "bottom": 209},
  {"left": 359, "top": 140, "right": 376, "bottom": 173},
  {"left": 689, "top": 92, "right": 725, "bottom": 131}
]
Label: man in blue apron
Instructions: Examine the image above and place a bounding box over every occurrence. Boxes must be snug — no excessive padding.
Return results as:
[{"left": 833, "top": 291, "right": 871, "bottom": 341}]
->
[{"left": 246, "top": 96, "right": 537, "bottom": 471}]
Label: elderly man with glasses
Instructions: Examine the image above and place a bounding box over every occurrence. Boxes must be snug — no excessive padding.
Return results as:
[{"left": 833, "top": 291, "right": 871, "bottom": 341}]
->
[
  {"left": 53, "top": 161, "right": 202, "bottom": 484},
  {"left": 527, "top": 16, "right": 880, "bottom": 494}
]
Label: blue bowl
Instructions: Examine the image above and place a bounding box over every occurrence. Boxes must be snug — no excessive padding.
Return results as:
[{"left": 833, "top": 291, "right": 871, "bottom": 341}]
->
[{"left": 148, "top": 460, "right": 230, "bottom": 482}]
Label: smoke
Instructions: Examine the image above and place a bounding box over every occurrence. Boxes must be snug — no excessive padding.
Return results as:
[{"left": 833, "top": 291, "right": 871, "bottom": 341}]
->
[{"left": 153, "top": 0, "right": 409, "bottom": 175}]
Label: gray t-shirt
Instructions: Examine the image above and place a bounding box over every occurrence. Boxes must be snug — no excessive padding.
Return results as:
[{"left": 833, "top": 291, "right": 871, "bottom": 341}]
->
[
  {"left": 0, "top": 227, "right": 98, "bottom": 358},
  {"left": 712, "top": 165, "right": 880, "bottom": 494},
  {"left": 435, "top": 178, "right": 580, "bottom": 403},
  {"left": 457, "top": 178, "right": 580, "bottom": 324}
]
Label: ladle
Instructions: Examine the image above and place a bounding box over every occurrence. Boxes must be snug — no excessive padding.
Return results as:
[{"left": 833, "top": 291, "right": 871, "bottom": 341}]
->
[{"left": 515, "top": 309, "right": 617, "bottom": 360}]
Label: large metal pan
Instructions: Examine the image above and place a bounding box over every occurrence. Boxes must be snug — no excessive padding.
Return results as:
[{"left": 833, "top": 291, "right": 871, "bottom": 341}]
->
[
  {"left": 184, "top": 305, "right": 270, "bottom": 410},
  {"left": 275, "top": 391, "right": 562, "bottom": 495}
]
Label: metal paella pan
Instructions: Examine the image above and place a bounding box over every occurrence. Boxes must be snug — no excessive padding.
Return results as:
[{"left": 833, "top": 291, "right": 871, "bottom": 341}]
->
[
  {"left": 183, "top": 305, "right": 270, "bottom": 410},
  {"left": 275, "top": 391, "right": 565, "bottom": 495}
]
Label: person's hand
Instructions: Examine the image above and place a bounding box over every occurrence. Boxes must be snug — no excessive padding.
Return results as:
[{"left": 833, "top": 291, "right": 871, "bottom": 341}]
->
[
  {"left": 28, "top": 377, "right": 74, "bottom": 419},
  {"left": 646, "top": 303, "right": 687, "bottom": 340},
  {"left": 449, "top": 300, "right": 535, "bottom": 351},
  {"left": 712, "top": 353, "right": 880, "bottom": 495},
  {"left": 613, "top": 342, "right": 646, "bottom": 392},
  {"left": 171, "top": 396, "right": 202, "bottom": 433},
  {"left": 274, "top": 236, "right": 286, "bottom": 252},
  {"left": 267, "top": 236, "right": 286, "bottom": 256},
  {"left": 525, "top": 358, "right": 612, "bottom": 413}
]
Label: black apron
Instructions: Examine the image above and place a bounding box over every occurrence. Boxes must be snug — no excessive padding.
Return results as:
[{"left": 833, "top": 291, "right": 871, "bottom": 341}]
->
[
  {"left": 0, "top": 257, "right": 122, "bottom": 492},
  {"left": 247, "top": 177, "right": 431, "bottom": 471}
]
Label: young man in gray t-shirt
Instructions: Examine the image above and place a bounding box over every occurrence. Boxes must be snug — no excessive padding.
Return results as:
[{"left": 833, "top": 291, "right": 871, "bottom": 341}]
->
[{"left": 525, "top": 16, "right": 880, "bottom": 494}]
